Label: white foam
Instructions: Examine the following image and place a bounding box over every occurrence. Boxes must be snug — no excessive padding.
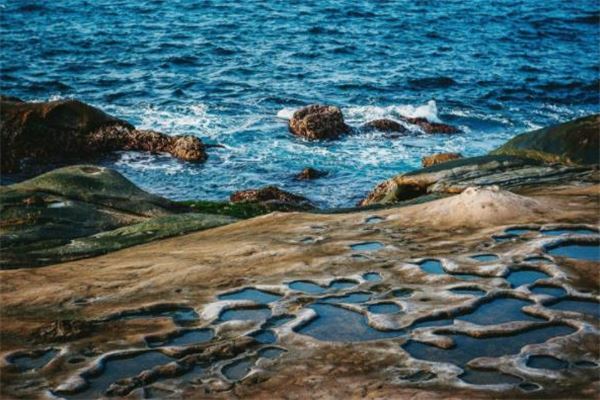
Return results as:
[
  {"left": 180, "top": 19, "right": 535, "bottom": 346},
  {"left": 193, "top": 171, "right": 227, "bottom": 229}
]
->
[
  {"left": 276, "top": 107, "right": 296, "bottom": 120},
  {"left": 277, "top": 100, "right": 442, "bottom": 124}
]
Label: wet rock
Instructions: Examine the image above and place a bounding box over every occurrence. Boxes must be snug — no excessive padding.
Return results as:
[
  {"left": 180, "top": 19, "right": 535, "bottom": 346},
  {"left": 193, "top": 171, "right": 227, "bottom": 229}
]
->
[
  {"left": 362, "top": 119, "right": 407, "bottom": 133},
  {"left": 289, "top": 104, "right": 350, "bottom": 140},
  {"left": 421, "top": 152, "right": 462, "bottom": 167},
  {"left": 295, "top": 167, "right": 328, "bottom": 180},
  {"left": 491, "top": 114, "right": 600, "bottom": 165},
  {"left": 0, "top": 98, "right": 207, "bottom": 172},
  {"left": 359, "top": 155, "right": 597, "bottom": 206},
  {"left": 400, "top": 116, "right": 460, "bottom": 134},
  {"left": 0, "top": 165, "right": 236, "bottom": 268},
  {"left": 230, "top": 186, "right": 315, "bottom": 211}
]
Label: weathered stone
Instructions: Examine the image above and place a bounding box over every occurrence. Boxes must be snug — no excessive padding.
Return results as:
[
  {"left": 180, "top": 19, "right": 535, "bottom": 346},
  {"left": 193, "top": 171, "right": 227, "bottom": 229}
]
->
[
  {"left": 295, "top": 167, "right": 328, "bottom": 180},
  {"left": 421, "top": 152, "right": 462, "bottom": 167},
  {"left": 230, "top": 186, "right": 314, "bottom": 210},
  {"left": 0, "top": 98, "right": 207, "bottom": 172},
  {"left": 289, "top": 104, "right": 350, "bottom": 140},
  {"left": 362, "top": 119, "right": 407, "bottom": 133},
  {"left": 491, "top": 114, "right": 600, "bottom": 165}
]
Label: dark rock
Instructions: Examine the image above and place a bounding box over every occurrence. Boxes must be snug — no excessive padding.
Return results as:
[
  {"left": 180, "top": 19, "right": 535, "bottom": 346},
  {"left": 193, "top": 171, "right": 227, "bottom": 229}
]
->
[
  {"left": 295, "top": 167, "right": 328, "bottom": 180},
  {"left": 0, "top": 95, "right": 23, "bottom": 102},
  {"left": 230, "top": 186, "right": 314, "bottom": 210},
  {"left": 0, "top": 165, "right": 236, "bottom": 268},
  {"left": 362, "top": 119, "right": 407, "bottom": 133},
  {"left": 491, "top": 114, "right": 600, "bottom": 165},
  {"left": 400, "top": 117, "right": 460, "bottom": 134},
  {"left": 289, "top": 104, "right": 350, "bottom": 140},
  {"left": 0, "top": 98, "right": 207, "bottom": 172},
  {"left": 421, "top": 152, "right": 462, "bottom": 167}
]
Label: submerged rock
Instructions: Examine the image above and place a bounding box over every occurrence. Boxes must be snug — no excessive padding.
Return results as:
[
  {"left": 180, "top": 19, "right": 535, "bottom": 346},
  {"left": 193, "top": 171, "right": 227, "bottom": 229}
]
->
[
  {"left": 0, "top": 165, "right": 236, "bottom": 268},
  {"left": 230, "top": 186, "right": 314, "bottom": 210},
  {"left": 421, "top": 152, "right": 462, "bottom": 167},
  {"left": 362, "top": 119, "right": 407, "bottom": 133},
  {"left": 0, "top": 97, "right": 207, "bottom": 172},
  {"left": 491, "top": 114, "right": 600, "bottom": 165},
  {"left": 288, "top": 104, "right": 350, "bottom": 140},
  {"left": 295, "top": 167, "right": 328, "bottom": 180}
]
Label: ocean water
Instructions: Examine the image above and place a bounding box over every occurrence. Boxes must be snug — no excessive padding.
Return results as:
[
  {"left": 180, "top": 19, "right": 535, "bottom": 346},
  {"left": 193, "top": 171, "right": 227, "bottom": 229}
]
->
[{"left": 1, "top": 1, "right": 598, "bottom": 207}]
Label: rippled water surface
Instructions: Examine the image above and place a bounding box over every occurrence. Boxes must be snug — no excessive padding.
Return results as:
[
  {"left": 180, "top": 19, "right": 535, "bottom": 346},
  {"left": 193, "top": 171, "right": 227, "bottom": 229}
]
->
[{"left": 1, "top": 1, "right": 598, "bottom": 207}]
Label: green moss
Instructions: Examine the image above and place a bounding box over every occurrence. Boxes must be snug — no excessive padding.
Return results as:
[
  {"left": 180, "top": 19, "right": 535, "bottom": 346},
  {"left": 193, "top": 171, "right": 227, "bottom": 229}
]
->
[{"left": 177, "top": 200, "right": 277, "bottom": 219}]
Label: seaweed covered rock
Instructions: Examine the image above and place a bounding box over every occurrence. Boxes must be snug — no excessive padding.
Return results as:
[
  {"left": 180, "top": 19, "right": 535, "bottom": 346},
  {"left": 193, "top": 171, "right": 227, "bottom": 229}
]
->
[
  {"left": 288, "top": 104, "right": 350, "bottom": 140},
  {"left": 421, "top": 152, "right": 462, "bottom": 167},
  {"left": 0, "top": 97, "right": 207, "bottom": 172},
  {"left": 230, "top": 186, "right": 315, "bottom": 210},
  {"left": 491, "top": 114, "right": 600, "bottom": 165},
  {"left": 0, "top": 165, "right": 235, "bottom": 268}
]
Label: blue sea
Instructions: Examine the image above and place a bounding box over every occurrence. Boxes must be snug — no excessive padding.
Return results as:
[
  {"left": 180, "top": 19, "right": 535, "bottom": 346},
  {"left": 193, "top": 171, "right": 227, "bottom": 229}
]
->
[{"left": 1, "top": 1, "right": 598, "bottom": 207}]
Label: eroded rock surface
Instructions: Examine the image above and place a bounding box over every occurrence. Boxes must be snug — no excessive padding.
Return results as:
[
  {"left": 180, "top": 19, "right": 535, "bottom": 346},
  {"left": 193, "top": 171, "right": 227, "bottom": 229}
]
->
[
  {"left": 362, "top": 119, "right": 407, "bottom": 133},
  {"left": 0, "top": 181, "right": 598, "bottom": 399},
  {"left": 0, "top": 97, "right": 207, "bottom": 172}
]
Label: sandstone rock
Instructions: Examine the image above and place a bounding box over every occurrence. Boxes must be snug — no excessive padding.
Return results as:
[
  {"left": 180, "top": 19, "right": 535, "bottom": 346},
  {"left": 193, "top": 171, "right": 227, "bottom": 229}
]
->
[
  {"left": 491, "top": 114, "right": 600, "bottom": 165},
  {"left": 359, "top": 155, "right": 597, "bottom": 206},
  {"left": 230, "top": 186, "right": 314, "bottom": 210},
  {"left": 421, "top": 152, "right": 462, "bottom": 167},
  {"left": 289, "top": 104, "right": 350, "bottom": 140},
  {"left": 401, "top": 117, "right": 460, "bottom": 134},
  {"left": 295, "top": 167, "right": 328, "bottom": 180},
  {"left": 0, "top": 97, "right": 207, "bottom": 172},
  {"left": 362, "top": 119, "right": 407, "bottom": 133}
]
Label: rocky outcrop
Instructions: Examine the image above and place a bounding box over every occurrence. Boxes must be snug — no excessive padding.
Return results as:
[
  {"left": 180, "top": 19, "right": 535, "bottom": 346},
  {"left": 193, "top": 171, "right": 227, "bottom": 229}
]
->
[
  {"left": 359, "top": 155, "right": 598, "bottom": 206},
  {"left": 0, "top": 165, "right": 236, "bottom": 268},
  {"left": 421, "top": 152, "right": 462, "bottom": 167},
  {"left": 295, "top": 167, "right": 328, "bottom": 180},
  {"left": 491, "top": 114, "right": 600, "bottom": 165},
  {"left": 288, "top": 104, "right": 350, "bottom": 140},
  {"left": 230, "top": 186, "right": 315, "bottom": 210},
  {"left": 400, "top": 116, "right": 460, "bottom": 134},
  {"left": 362, "top": 119, "right": 407, "bottom": 133},
  {"left": 0, "top": 97, "right": 207, "bottom": 172}
]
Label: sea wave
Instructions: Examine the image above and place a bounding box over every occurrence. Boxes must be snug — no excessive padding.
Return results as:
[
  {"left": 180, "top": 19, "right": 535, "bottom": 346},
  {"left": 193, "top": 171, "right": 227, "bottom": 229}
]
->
[{"left": 276, "top": 100, "right": 442, "bottom": 124}]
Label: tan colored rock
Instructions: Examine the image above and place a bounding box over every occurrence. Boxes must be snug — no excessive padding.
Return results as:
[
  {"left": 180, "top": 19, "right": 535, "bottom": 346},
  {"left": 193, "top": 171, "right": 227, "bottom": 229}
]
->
[{"left": 421, "top": 152, "right": 462, "bottom": 167}]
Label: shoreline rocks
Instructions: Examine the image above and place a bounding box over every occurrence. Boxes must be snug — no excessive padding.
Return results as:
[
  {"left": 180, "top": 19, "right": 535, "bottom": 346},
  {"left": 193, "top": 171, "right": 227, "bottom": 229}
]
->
[
  {"left": 0, "top": 97, "right": 207, "bottom": 172},
  {"left": 230, "top": 186, "right": 315, "bottom": 210},
  {"left": 362, "top": 119, "right": 407, "bottom": 133},
  {"left": 288, "top": 104, "right": 350, "bottom": 140}
]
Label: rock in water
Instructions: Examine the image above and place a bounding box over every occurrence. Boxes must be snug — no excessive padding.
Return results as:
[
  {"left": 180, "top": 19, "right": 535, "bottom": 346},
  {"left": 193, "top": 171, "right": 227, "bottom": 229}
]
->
[
  {"left": 401, "top": 117, "right": 460, "bottom": 134},
  {"left": 421, "top": 152, "right": 462, "bottom": 167},
  {"left": 362, "top": 119, "right": 407, "bottom": 133},
  {"left": 295, "top": 167, "right": 328, "bottom": 180},
  {"left": 0, "top": 97, "right": 207, "bottom": 172},
  {"left": 230, "top": 186, "right": 314, "bottom": 210},
  {"left": 491, "top": 114, "right": 600, "bottom": 165},
  {"left": 288, "top": 104, "right": 350, "bottom": 140}
]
